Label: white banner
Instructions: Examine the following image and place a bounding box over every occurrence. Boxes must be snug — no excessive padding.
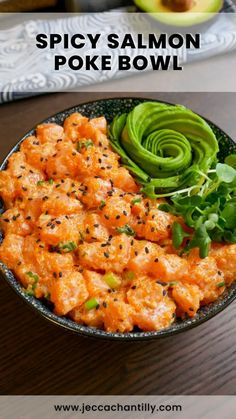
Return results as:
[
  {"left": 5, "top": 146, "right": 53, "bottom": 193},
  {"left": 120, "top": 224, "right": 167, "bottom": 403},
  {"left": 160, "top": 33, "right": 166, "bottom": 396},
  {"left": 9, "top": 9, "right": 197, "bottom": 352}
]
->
[{"left": 0, "top": 396, "right": 236, "bottom": 419}]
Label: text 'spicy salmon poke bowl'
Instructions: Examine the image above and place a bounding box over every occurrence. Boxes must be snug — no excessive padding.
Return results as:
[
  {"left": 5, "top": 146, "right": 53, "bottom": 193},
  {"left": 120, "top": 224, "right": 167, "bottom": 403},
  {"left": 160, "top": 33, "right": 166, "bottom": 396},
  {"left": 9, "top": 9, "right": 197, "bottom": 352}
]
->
[{"left": 0, "top": 97, "right": 236, "bottom": 340}]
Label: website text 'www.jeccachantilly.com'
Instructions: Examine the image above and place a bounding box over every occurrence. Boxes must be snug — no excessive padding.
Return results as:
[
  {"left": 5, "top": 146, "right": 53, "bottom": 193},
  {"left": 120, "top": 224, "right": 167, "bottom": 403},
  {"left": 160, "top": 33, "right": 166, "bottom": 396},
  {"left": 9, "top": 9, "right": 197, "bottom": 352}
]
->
[{"left": 53, "top": 402, "right": 183, "bottom": 415}]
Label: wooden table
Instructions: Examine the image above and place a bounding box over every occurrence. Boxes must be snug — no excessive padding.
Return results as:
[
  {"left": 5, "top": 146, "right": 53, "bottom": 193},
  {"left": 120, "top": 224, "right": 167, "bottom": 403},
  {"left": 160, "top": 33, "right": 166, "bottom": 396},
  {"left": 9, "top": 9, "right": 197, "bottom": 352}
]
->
[{"left": 0, "top": 92, "right": 236, "bottom": 396}]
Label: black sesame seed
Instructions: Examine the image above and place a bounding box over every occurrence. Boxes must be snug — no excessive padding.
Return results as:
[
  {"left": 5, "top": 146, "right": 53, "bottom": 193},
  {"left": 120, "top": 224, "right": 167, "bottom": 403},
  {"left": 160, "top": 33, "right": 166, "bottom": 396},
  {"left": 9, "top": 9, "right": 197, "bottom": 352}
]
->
[{"left": 156, "top": 280, "right": 167, "bottom": 286}]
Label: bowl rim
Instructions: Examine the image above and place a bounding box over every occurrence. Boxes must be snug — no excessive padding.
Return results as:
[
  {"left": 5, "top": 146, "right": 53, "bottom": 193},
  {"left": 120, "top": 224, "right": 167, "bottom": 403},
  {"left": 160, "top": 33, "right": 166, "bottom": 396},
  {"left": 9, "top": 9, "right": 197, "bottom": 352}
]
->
[{"left": 1, "top": 95, "right": 236, "bottom": 341}]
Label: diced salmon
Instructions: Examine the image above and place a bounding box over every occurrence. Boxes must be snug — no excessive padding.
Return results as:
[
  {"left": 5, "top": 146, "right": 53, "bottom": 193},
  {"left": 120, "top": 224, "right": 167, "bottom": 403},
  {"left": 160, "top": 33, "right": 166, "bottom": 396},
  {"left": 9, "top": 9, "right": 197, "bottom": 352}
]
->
[
  {"left": 127, "top": 277, "right": 176, "bottom": 331},
  {"left": 79, "top": 177, "right": 112, "bottom": 209},
  {"left": 45, "top": 141, "right": 82, "bottom": 179},
  {"left": 151, "top": 254, "right": 189, "bottom": 282},
  {"left": 0, "top": 234, "right": 24, "bottom": 268},
  {"left": 81, "top": 213, "right": 109, "bottom": 243},
  {"left": 0, "top": 209, "right": 32, "bottom": 236},
  {"left": 101, "top": 292, "right": 134, "bottom": 333},
  {"left": 50, "top": 271, "right": 88, "bottom": 315},
  {"left": 76, "top": 145, "right": 119, "bottom": 180},
  {"left": 172, "top": 282, "right": 202, "bottom": 317},
  {"left": 64, "top": 113, "right": 89, "bottom": 142},
  {"left": 90, "top": 117, "right": 107, "bottom": 134},
  {"left": 36, "top": 123, "right": 64, "bottom": 144},
  {"left": 186, "top": 253, "right": 226, "bottom": 304},
  {"left": 36, "top": 214, "right": 80, "bottom": 246},
  {"left": 83, "top": 270, "right": 110, "bottom": 296},
  {"left": 101, "top": 196, "right": 131, "bottom": 228},
  {"left": 78, "top": 234, "right": 131, "bottom": 273},
  {"left": 0, "top": 171, "right": 17, "bottom": 208},
  {"left": 210, "top": 243, "right": 236, "bottom": 285},
  {"left": 127, "top": 240, "right": 165, "bottom": 275},
  {"left": 71, "top": 306, "right": 104, "bottom": 328},
  {"left": 111, "top": 167, "right": 139, "bottom": 193},
  {"left": 41, "top": 191, "right": 83, "bottom": 216},
  {"left": 21, "top": 136, "right": 56, "bottom": 172}
]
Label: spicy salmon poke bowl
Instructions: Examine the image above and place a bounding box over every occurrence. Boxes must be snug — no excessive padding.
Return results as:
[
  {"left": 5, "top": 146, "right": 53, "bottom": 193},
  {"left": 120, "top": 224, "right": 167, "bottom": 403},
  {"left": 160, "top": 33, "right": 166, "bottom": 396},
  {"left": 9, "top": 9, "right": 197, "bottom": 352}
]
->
[{"left": 0, "top": 97, "right": 236, "bottom": 340}]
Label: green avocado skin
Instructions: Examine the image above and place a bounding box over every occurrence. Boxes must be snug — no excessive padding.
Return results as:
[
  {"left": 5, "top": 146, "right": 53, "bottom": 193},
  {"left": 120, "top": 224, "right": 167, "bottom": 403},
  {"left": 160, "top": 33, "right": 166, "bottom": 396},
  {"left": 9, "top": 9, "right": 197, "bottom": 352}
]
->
[
  {"left": 109, "top": 101, "right": 219, "bottom": 198},
  {"left": 134, "top": 0, "right": 223, "bottom": 27}
]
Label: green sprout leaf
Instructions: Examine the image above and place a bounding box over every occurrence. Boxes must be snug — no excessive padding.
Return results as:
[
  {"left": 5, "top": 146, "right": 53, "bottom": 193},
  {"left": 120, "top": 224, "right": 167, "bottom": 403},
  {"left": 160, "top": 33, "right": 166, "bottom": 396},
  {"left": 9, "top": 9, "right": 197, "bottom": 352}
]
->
[
  {"left": 225, "top": 154, "right": 236, "bottom": 168},
  {"left": 216, "top": 163, "right": 236, "bottom": 184},
  {"left": 172, "top": 222, "right": 190, "bottom": 249},
  {"left": 186, "top": 225, "right": 211, "bottom": 259}
]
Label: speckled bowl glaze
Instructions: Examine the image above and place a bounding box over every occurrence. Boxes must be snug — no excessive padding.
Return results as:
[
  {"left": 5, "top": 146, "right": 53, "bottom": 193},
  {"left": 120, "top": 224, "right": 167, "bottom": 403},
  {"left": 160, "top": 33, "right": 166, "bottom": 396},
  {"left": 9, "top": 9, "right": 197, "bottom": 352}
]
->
[{"left": 1, "top": 97, "right": 236, "bottom": 341}]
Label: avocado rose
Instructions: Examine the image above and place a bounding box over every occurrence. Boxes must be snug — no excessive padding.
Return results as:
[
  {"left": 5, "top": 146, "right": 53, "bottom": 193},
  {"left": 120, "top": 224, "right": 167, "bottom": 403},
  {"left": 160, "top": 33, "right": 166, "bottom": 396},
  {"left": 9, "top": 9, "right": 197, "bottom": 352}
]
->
[{"left": 109, "top": 102, "right": 219, "bottom": 198}]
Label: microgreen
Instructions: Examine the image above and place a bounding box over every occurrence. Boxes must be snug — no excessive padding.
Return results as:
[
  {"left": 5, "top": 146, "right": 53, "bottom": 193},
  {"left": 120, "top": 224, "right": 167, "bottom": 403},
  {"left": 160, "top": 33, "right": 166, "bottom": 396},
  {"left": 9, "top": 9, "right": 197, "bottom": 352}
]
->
[
  {"left": 159, "top": 159, "right": 236, "bottom": 258},
  {"left": 172, "top": 222, "right": 190, "bottom": 249}
]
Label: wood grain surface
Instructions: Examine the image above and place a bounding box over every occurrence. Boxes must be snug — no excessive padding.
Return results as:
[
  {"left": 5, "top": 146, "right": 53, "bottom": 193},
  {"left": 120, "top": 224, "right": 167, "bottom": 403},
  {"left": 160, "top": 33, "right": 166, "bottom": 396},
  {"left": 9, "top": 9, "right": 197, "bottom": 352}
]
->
[{"left": 0, "top": 92, "right": 236, "bottom": 396}]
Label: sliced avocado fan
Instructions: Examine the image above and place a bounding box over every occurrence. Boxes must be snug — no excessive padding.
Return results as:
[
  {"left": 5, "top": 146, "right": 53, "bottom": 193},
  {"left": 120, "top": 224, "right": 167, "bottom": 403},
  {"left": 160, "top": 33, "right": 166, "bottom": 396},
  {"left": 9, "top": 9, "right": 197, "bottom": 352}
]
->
[{"left": 109, "top": 102, "right": 219, "bottom": 198}]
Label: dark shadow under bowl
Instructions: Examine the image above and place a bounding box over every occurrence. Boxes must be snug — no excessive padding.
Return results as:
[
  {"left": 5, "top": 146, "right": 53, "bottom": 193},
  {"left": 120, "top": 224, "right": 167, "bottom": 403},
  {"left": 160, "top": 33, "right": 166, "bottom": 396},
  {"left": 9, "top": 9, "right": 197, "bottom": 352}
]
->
[{"left": 1, "top": 97, "right": 236, "bottom": 341}]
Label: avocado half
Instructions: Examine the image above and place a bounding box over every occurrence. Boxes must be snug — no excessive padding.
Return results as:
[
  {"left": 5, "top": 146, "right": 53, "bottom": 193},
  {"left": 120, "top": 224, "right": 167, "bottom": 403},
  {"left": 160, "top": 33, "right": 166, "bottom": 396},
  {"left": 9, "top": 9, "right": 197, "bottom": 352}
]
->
[{"left": 134, "top": 0, "right": 224, "bottom": 27}]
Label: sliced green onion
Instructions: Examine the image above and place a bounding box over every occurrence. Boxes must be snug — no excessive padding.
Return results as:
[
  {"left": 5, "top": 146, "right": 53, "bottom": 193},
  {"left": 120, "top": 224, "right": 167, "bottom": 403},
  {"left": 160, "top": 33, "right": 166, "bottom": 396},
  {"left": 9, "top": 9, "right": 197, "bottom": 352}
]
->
[
  {"left": 85, "top": 298, "right": 99, "bottom": 310},
  {"left": 26, "top": 271, "right": 39, "bottom": 282},
  {"left": 131, "top": 197, "right": 142, "bottom": 205},
  {"left": 77, "top": 139, "right": 94, "bottom": 151},
  {"left": 58, "top": 241, "right": 77, "bottom": 253},
  {"left": 116, "top": 224, "right": 135, "bottom": 236},
  {"left": 124, "top": 271, "right": 135, "bottom": 280},
  {"left": 217, "top": 282, "right": 225, "bottom": 288},
  {"left": 99, "top": 200, "right": 106, "bottom": 210},
  {"left": 103, "top": 273, "right": 121, "bottom": 289}
]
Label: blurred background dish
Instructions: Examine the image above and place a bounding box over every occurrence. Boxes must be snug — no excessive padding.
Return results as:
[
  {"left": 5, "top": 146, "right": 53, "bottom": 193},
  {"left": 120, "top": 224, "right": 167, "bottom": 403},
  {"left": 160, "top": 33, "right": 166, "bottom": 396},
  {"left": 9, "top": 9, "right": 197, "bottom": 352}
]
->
[
  {"left": 0, "top": 0, "right": 133, "bottom": 12},
  {"left": 65, "top": 0, "right": 132, "bottom": 12},
  {"left": 0, "top": 0, "right": 58, "bottom": 12}
]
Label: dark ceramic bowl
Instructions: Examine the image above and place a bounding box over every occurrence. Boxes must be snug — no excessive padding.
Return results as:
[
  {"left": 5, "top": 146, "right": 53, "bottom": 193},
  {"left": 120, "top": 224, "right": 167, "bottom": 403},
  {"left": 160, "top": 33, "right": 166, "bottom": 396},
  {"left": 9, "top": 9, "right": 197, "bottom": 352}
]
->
[{"left": 1, "top": 97, "right": 236, "bottom": 341}]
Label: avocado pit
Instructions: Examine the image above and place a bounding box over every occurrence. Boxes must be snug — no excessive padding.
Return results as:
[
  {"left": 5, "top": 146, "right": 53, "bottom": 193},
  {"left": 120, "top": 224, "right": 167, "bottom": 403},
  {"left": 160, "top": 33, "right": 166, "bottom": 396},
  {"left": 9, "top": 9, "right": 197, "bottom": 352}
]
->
[{"left": 162, "top": 0, "right": 195, "bottom": 12}]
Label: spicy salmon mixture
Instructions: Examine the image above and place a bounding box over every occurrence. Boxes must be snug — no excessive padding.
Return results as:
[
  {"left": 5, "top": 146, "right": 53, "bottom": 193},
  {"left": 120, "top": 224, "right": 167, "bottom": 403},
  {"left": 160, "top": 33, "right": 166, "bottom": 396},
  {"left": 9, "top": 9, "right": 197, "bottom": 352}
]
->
[{"left": 0, "top": 113, "right": 235, "bottom": 333}]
